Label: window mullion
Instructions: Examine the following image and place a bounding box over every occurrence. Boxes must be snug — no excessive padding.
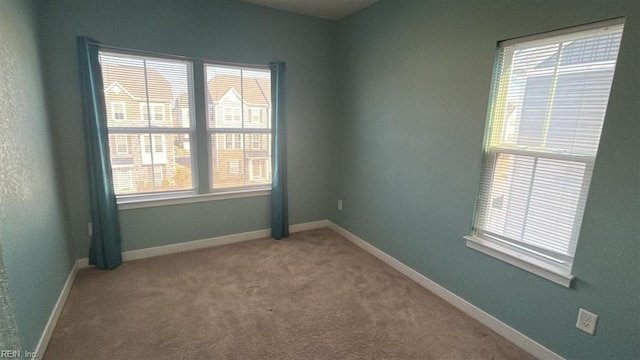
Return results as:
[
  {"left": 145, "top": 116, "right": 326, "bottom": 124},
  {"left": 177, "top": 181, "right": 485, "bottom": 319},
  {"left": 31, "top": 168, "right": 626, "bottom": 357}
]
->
[
  {"left": 240, "top": 69, "right": 247, "bottom": 187},
  {"left": 142, "top": 59, "right": 152, "bottom": 128},
  {"left": 192, "top": 59, "right": 210, "bottom": 193}
]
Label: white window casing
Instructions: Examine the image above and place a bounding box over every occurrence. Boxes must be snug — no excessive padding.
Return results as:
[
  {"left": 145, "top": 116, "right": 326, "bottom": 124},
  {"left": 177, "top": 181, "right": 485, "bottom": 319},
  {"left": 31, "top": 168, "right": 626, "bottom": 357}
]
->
[
  {"left": 466, "top": 19, "right": 625, "bottom": 287},
  {"left": 207, "top": 64, "right": 273, "bottom": 190},
  {"left": 99, "top": 51, "right": 272, "bottom": 203},
  {"left": 111, "top": 102, "right": 126, "bottom": 121}
]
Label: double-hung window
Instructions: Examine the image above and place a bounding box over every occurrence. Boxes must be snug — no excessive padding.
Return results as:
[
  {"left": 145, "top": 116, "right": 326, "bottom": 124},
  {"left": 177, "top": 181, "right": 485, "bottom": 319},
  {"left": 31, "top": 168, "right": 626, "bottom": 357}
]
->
[
  {"left": 207, "top": 65, "right": 272, "bottom": 190},
  {"left": 465, "top": 19, "right": 625, "bottom": 287},
  {"left": 99, "top": 51, "right": 273, "bottom": 203},
  {"left": 111, "top": 102, "right": 126, "bottom": 121},
  {"left": 100, "top": 52, "right": 195, "bottom": 197}
]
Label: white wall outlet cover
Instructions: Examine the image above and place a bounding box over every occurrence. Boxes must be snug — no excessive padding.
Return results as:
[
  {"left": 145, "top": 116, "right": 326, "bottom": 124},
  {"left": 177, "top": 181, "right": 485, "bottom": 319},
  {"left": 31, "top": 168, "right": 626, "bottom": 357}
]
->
[
  {"left": 337, "top": 200, "right": 343, "bottom": 210},
  {"left": 576, "top": 308, "right": 598, "bottom": 335}
]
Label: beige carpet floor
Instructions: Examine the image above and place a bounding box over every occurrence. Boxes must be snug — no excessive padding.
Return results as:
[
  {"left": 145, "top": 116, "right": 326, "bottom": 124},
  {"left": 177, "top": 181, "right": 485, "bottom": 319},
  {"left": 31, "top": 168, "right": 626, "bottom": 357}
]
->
[{"left": 44, "top": 228, "right": 535, "bottom": 360}]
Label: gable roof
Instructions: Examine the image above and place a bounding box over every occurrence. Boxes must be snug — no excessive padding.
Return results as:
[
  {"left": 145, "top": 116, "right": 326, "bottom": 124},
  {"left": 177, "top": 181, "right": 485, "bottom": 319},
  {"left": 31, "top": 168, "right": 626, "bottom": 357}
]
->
[
  {"left": 207, "top": 75, "right": 271, "bottom": 106},
  {"left": 104, "top": 81, "right": 136, "bottom": 100},
  {"left": 102, "top": 64, "right": 173, "bottom": 102}
]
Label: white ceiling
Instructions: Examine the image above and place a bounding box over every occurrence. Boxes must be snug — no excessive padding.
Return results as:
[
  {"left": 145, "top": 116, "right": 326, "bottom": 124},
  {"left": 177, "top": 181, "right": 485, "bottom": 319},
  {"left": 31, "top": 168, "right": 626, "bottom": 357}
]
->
[{"left": 241, "top": 0, "right": 379, "bottom": 20}]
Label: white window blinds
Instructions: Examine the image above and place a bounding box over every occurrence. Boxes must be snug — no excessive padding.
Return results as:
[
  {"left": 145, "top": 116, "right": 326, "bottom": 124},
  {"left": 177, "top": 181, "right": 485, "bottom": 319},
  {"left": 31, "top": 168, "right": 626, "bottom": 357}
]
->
[
  {"left": 99, "top": 51, "right": 195, "bottom": 196},
  {"left": 471, "top": 19, "right": 624, "bottom": 276}
]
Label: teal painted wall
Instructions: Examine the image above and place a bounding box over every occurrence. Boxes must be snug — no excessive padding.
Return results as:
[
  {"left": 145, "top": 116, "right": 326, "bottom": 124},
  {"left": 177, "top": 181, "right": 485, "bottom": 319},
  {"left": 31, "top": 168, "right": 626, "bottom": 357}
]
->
[
  {"left": 332, "top": 0, "right": 639, "bottom": 358},
  {"left": 22, "top": 0, "right": 638, "bottom": 357},
  {"left": 0, "top": 0, "right": 74, "bottom": 352},
  {"left": 37, "top": 0, "right": 337, "bottom": 255}
]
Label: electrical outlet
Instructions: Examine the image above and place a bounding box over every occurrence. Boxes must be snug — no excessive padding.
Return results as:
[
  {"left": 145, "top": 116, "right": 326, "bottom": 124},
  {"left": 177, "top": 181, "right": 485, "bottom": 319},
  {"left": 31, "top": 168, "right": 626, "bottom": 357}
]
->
[
  {"left": 337, "top": 200, "right": 343, "bottom": 211},
  {"left": 88, "top": 222, "right": 93, "bottom": 237},
  {"left": 576, "top": 308, "right": 598, "bottom": 335}
]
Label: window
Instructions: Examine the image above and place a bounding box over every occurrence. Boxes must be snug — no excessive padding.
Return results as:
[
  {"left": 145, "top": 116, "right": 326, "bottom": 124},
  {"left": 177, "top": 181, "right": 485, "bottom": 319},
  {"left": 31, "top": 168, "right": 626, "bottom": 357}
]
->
[
  {"left": 222, "top": 134, "right": 243, "bottom": 150},
  {"left": 224, "top": 107, "right": 242, "bottom": 123},
  {"left": 229, "top": 160, "right": 240, "bottom": 174},
  {"left": 100, "top": 52, "right": 194, "bottom": 196},
  {"left": 114, "top": 135, "right": 128, "bottom": 154},
  {"left": 140, "top": 103, "right": 166, "bottom": 123},
  {"left": 249, "top": 159, "right": 269, "bottom": 181},
  {"left": 208, "top": 65, "right": 272, "bottom": 189},
  {"left": 251, "top": 134, "right": 261, "bottom": 149},
  {"left": 140, "top": 134, "right": 167, "bottom": 164},
  {"left": 111, "top": 102, "right": 126, "bottom": 121},
  {"left": 465, "top": 19, "right": 624, "bottom": 287},
  {"left": 99, "top": 51, "right": 274, "bottom": 201},
  {"left": 113, "top": 168, "right": 133, "bottom": 192},
  {"left": 250, "top": 108, "right": 261, "bottom": 123}
]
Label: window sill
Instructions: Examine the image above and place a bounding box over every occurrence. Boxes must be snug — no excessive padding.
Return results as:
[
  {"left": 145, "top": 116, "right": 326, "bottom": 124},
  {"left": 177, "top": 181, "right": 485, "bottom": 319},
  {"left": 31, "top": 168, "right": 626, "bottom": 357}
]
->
[
  {"left": 117, "top": 188, "right": 271, "bottom": 210},
  {"left": 464, "top": 235, "right": 575, "bottom": 288}
]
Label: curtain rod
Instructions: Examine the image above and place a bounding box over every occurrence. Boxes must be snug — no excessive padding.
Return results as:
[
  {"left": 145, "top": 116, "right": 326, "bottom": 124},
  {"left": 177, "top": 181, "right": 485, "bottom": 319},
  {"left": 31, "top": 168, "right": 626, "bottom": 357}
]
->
[{"left": 88, "top": 41, "right": 272, "bottom": 69}]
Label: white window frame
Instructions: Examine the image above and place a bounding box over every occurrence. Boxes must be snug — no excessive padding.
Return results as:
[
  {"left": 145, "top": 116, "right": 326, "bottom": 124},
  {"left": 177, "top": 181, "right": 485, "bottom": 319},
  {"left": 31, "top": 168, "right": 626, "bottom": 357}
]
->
[
  {"left": 229, "top": 159, "right": 240, "bottom": 174},
  {"left": 249, "top": 158, "right": 269, "bottom": 181},
  {"left": 207, "top": 65, "right": 272, "bottom": 191},
  {"left": 251, "top": 134, "right": 261, "bottom": 149},
  {"left": 181, "top": 108, "right": 190, "bottom": 128},
  {"left": 222, "top": 134, "right": 243, "bottom": 150},
  {"left": 250, "top": 108, "right": 261, "bottom": 123},
  {"left": 98, "top": 50, "right": 274, "bottom": 207},
  {"left": 140, "top": 134, "right": 167, "bottom": 165},
  {"left": 465, "top": 18, "right": 625, "bottom": 288},
  {"left": 224, "top": 106, "right": 242, "bottom": 123},
  {"left": 111, "top": 102, "right": 126, "bottom": 121},
  {"left": 140, "top": 102, "right": 166, "bottom": 123},
  {"left": 114, "top": 134, "right": 129, "bottom": 155}
]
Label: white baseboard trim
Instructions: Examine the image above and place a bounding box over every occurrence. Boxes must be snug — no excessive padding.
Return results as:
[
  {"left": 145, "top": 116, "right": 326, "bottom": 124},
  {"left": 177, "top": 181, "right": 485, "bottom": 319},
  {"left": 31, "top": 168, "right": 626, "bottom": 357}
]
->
[
  {"left": 33, "top": 259, "right": 83, "bottom": 360},
  {"left": 40, "top": 220, "right": 557, "bottom": 360},
  {"left": 121, "top": 228, "right": 271, "bottom": 262},
  {"left": 39, "top": 220, "right": 329, "bottom": 357},
  {"left": 77, "top": 220, "right": 331, "bottom": 266},
  {"left": 290, "top": 219, "right": 329, "bottom": 233},
  {"left": 327, "top": 221, "right": 563, "bottom": 360}
]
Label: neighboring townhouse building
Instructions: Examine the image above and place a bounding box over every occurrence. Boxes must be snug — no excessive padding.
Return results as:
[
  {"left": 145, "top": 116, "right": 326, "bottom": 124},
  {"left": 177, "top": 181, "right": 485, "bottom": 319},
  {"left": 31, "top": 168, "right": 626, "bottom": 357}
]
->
[
  {"left": 206, "top": 73, "right": 272, "bottom": 189},
  {"left": 486, "top": 32, "right": 621, "bottom": 244},
  {"left": 102, "top": 64, "right": 181, "bottom": 194}
]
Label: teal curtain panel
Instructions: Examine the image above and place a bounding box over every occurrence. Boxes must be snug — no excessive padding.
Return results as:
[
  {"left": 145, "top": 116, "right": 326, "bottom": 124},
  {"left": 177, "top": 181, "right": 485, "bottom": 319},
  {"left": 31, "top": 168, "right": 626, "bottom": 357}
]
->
[
  {"left": 77, "top": 36, "right": 122, "bottom": 269},
  {"left": 270, "top": 62, "right": 289, "bottom": 240}
]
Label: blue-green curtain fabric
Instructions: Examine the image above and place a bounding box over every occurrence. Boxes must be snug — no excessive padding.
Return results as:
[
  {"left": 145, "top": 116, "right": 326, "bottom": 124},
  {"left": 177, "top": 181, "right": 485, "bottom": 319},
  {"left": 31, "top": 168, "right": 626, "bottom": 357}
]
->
[
  {"left": 77, "top": 36, "right": 122, "bottom": 269},
  {"left": 270, "top": 62, "right": 289, "bottom": 240}
]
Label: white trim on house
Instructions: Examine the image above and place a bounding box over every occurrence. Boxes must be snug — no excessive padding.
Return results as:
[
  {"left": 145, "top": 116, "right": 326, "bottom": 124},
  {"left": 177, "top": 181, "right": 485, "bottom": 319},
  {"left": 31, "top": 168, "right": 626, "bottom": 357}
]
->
[
  {"left": 222, "top": 133, "right": 243, "bottom": 150},
  {"left": 140, "top": 133, "right": 167, "bottom": 165},
  {"left": 114, "top": 134, "right": 129, "bottom": 154},
  {"left": 104, "top": 81, "right": 136, "bottom": 100},
  {"left": 111, "top": 101, "right": 126, "bottom": 121},
  {"left": 139, "top": 102, "right": 166, "bottom": 123}
]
